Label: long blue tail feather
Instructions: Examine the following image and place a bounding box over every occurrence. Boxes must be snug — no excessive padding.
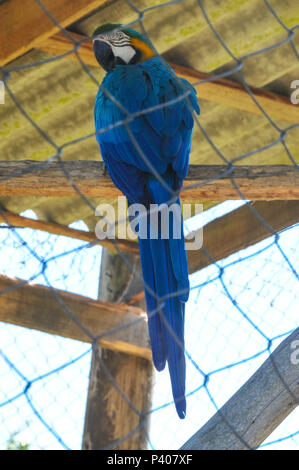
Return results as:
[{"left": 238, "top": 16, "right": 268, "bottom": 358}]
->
[
  {"left": 138, "top": 237, "right": 167, "bottom": 372},
  {"left": 138, "top": 200, "right": 188, "bottom": 419}
]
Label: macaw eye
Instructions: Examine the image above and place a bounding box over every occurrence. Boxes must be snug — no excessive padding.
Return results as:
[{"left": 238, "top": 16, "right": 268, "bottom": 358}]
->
[{"left": 108, "top": 31, "right": 130, "bottom": 45}]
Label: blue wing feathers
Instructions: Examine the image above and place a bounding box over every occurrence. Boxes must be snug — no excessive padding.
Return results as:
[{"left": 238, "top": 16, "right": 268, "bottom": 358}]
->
[{"left": 95, "top": 56, "right": 199, "bottom": 418}]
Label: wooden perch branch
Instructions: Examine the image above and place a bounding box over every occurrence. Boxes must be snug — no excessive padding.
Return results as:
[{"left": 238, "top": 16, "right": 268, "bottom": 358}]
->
[
  {"left": 181, "top": 328, "right": 299, "bottom": 450},
  {"left": 0, "top": 161, "right": 298, "bottom": 200},
  {"left": 0, "top": 274, "right": 151, "bottom": 360},
  {"left": 37, "top": 32, "right": 299, "bottom": 124}
]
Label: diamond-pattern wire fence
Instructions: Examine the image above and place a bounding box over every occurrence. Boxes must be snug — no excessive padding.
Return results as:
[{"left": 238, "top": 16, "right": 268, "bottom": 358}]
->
[{"left": 0, "top": 0, "right": 298, "bottom": 450}]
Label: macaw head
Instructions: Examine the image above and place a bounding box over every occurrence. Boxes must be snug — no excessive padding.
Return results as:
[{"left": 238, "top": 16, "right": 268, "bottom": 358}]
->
[{"left": 92, "top": 23, "right": 156, "bottom": 72}]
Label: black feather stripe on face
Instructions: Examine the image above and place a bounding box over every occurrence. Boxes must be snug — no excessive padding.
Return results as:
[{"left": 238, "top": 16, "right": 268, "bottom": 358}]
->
[{"left": 129, "top": 48, "right": 142, "bottom": 65}]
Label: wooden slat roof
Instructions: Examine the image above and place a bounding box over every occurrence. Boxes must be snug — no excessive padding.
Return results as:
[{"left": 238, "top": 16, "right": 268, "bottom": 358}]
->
[{"left": 0, "top": 0, "right": 298, "bottom": 230}]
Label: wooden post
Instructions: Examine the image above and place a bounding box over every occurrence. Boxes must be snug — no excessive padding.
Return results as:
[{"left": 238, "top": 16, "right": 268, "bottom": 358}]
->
[{"left": 82, "top": 248, "right": 153, "bottom": 450}]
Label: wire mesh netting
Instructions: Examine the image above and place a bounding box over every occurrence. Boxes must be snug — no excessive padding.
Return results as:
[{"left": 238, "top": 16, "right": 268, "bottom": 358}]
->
[{"left": 0, "top": 0, "right": 298, "bottom": 450}]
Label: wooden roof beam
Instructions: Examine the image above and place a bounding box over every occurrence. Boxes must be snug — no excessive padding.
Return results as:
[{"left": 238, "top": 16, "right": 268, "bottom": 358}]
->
[
  {"left": 1, "top": 200, "right": 298, "bottom": 278},
  {"left": 0, "top": 209, "right": 139, "bottom": 255},
  {"left": 128, "top": 199, "right": 299, "bottom": 305},
  {"left": 187, "top": 200, "right": 299, "bottom": 275},
  {"left": 0, "top": 0, "right": 107, "bottom": 66},
  {"left": 0, "top": 274, "right": 151, "bottom": 360},
  {"left": 36, "top": 32, "right": 299, "bottom": 124}
]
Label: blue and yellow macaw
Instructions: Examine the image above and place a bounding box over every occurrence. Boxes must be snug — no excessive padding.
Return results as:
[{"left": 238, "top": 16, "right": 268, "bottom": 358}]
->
[{"left": 93, "top": 23, "right": 199, "bottom": 418}]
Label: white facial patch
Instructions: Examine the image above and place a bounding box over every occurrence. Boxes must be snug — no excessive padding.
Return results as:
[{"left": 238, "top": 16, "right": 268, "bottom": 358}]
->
[
  {"left": 93, "top": 30, "right": 136, "bottom": 64},
  {"left": 110, "top": 44, "right": 136, "bottom": 64}
]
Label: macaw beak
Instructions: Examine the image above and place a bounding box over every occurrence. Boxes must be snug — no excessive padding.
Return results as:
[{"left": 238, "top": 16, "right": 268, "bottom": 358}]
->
[{"left": 93, "top": 39, "right": 115, "bottom": 72}]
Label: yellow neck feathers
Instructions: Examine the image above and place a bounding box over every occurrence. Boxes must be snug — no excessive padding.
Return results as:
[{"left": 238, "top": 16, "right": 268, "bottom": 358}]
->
[{"left": 131, "top": 37, "right": 156, "bottom": 62}]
